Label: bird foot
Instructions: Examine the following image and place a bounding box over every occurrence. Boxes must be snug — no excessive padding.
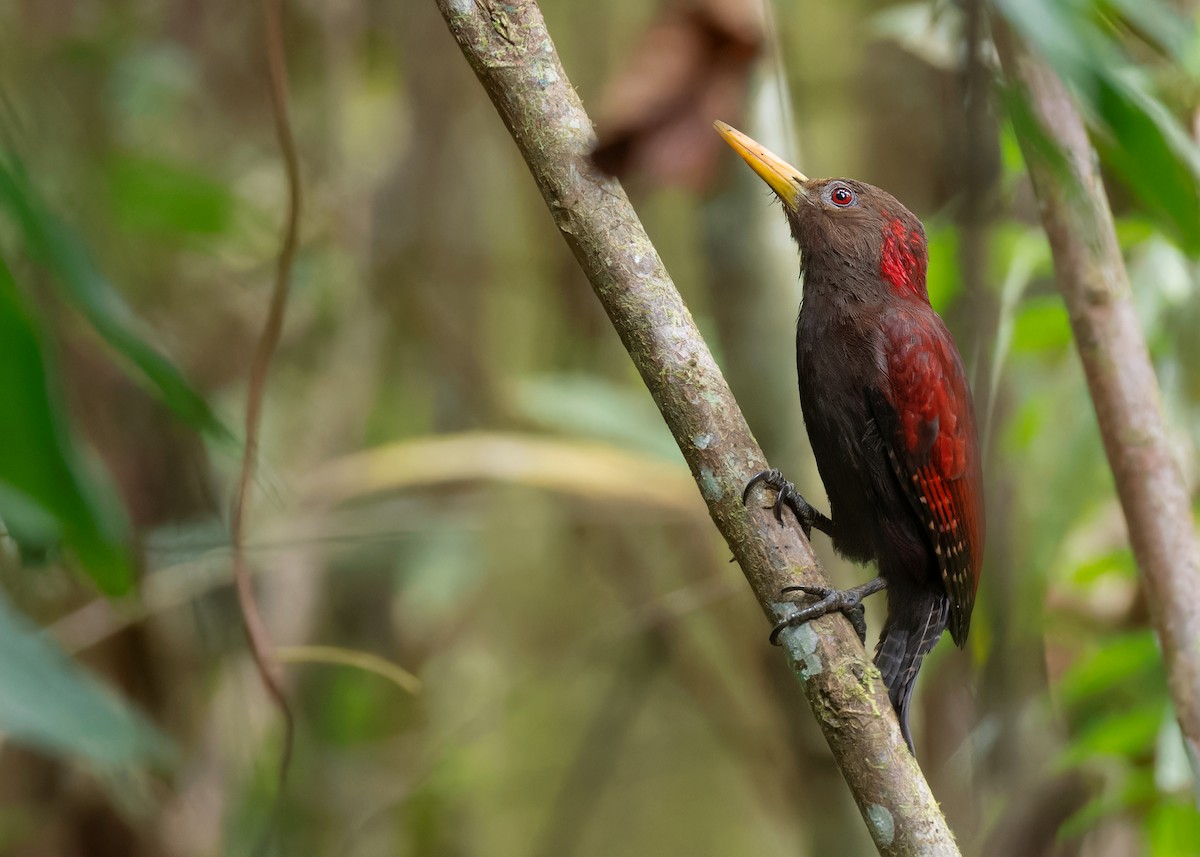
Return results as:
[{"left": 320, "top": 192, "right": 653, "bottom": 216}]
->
[
  {"left": 769, "top": 577, "right": 887, "bottom": 647},
  {"left": 742, "top": 469, "right": 832, "bottom": 539}
]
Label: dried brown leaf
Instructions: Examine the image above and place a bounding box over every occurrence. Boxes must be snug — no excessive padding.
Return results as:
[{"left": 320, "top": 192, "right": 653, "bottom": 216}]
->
[{"left": 591, "top": 0, "right": 763, "bottom": 190}]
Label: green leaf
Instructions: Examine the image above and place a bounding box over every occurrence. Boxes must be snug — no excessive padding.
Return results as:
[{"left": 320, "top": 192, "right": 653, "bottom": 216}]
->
[
  {"left": 924, "top": 222, "right": 962, "bottom": 313},
  {"left": 1011, "top": 295, "right": 1073, "bottom": 355},
  {"left": 1060, "top": 699, "right": 1166, "bottom": 767},
  {"left": 1058, "top": 630, "right": 1160, "bottom": 706},
  {"left": 999, "top": 120, "right": 1028, "bottom": 184},
  {"left": 1101, "top": 0, "right": 1197, "bottom": 64},
  {"left": 1154, "top": 715, "right": 1197, "bottom": 795},
  {"left": 1070, "top": 547, "right": 1135, "bottom": 585},
  {"left": 0, "top": 590, "right": 172, "bottom": 770},
  {"left": 0, "top": 156, "right": 228, "bottom": 439},
  {"left": 997, "top": 81, "right": 1075, "bottom": 188},
  {"left": 1114, "top": 217, "right": 1161, "bottom": 250},
  {"left": 0, "top": 257, "right": 133, "bottom": 593},
  {"left": 106, "top": 153, "right": 234, "bottom": 236},
  {"left": 996, "top": 0, "right": 1200, "bottom": 255},
  {"left": 1146, "top": 800, "right": 1200, "bottom": 857},
  {"left": 1091, "top": 72, "right": 1200, "bottom": 256}
]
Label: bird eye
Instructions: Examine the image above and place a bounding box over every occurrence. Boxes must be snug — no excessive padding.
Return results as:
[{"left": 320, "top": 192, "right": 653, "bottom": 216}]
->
[{"left": 830, "top": 186, "right": 855, "bottom": 207}]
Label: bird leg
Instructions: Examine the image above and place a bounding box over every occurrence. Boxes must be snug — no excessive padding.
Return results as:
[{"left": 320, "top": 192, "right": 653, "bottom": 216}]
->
[
  {"left": 769, "top": 577, "right": 887, "bottom": 646},
  {"left": 742, "top": 468, "right": 833, "bottom": 539}
]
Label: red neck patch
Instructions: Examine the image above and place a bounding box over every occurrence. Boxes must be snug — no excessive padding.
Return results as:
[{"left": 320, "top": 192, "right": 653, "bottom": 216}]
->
[{"left": 880, "top": 217, "right": 928, "bottom": 301}]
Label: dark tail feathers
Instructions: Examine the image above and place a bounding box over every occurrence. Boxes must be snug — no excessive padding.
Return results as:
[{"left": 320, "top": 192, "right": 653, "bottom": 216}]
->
[{"left": 873, "top": 591, "right": 950, "bottom": 753}]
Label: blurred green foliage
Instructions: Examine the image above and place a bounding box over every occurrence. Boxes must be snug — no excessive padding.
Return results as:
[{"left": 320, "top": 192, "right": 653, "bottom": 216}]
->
[
  {"left": 0, "top": 589, "right": 172, "bottom": 770},
  {"left": 0, "top": 159, "right": 228, "bottom": 439},
  {"left": 105, "top": 153, "right": 235, "bottom": 237},
  {"left": 0, "top": 0, "right": 1196, "bottom": 855},
  {"left": 0, "top": 255, "right": 132, "bottom": 592},
  {"left": 999, "top": 0, "right": 1200, "bottom": 253}
]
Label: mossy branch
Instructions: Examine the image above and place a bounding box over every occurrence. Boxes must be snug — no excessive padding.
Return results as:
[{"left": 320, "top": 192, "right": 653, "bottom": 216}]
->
[
  {"left": 997, "top": 28, "right": 1200, "bottom": 765},
  {"left": 432, "top": 0, "right": 960, "bottom": 853}
]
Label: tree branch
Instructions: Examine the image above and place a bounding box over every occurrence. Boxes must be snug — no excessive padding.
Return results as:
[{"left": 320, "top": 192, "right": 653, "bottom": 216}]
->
[
  {"left": 996, "top": 28, "right": 1200, "bottom": 763},
  {"left": 432, "top": 1, "right": 959, "bottom": 853}
]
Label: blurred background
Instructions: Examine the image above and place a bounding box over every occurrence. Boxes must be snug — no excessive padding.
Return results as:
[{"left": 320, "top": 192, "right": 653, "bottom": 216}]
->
[{"left": 0, "top": 0, "right": 1198, "bottom": 855}]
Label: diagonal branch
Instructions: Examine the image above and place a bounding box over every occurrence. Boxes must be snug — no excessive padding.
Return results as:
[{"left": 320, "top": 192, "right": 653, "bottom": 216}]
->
[
  {"left": 431, "top": 1, "right": 960, "bottom": 853},
  {"left": 995, "top": 29, "right": 1200, "bottom": 763}
]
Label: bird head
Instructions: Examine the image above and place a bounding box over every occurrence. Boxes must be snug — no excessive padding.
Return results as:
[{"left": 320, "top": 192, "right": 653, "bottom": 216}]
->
[{"left": 714, "top": 121, "right": 928, "bottom": 303}]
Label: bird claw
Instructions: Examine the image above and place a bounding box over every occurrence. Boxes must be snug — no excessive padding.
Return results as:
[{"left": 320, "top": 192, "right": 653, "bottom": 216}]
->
[
  {"left": 780, "top": 584, "right": 830, "bottom": 598},
  {"left": 769, "top": 580, "right": 885, "bottom": 647},
  {"left": 770, "top": 598, "right": 866, "bottom": 647},
  {"left": 742, "top": 468, "right": 830, "bottom": 539}
]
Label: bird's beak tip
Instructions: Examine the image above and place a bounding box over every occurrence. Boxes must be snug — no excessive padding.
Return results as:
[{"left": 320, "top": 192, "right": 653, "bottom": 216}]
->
[{"left": 713, "top": 121, "right": 808, "bottom": 208}]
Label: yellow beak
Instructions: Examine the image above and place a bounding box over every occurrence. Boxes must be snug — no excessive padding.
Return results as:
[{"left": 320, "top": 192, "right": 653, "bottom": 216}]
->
[{"left": 713, "top": 121, "right": 808, "bottom": 209}]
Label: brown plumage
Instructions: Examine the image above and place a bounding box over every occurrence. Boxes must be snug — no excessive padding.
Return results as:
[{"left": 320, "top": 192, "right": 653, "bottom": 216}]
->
[{"left": 716, "top": 122, "right": 985, "bottom": 751}]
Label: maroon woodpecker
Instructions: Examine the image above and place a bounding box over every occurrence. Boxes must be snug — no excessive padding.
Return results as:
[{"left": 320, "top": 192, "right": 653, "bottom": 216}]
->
[{"left": 715, "top": 121, "right": 984, "bottom": 751}]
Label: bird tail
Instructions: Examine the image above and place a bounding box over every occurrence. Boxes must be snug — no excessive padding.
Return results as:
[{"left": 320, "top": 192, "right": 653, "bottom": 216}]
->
[{"left": 873, "top": 589, "right": 950, "bottom": 753}]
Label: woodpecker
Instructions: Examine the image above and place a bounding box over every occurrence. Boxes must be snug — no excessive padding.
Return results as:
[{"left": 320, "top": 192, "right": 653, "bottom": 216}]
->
[{"left": 716, "top": 121, "right": 985, "bottom": 751}]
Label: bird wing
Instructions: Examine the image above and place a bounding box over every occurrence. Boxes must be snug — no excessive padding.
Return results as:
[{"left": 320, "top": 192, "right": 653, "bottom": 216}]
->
[{"left": 869, "top": 307, "right": 984, "bottom": 645}]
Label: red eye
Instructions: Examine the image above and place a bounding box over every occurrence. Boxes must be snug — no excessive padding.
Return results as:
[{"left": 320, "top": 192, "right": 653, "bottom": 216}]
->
[{"left": 831, "top": 186, "right": 855, "bottom": 206}]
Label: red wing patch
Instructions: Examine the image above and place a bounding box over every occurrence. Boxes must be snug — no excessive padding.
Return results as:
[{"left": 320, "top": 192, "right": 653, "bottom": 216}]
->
[
  {"left": 880, "top": 218, "right": 928, "bottom": 302},
  {"left": 873, "top": 308, "right": 984, "bottom": 645}
]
